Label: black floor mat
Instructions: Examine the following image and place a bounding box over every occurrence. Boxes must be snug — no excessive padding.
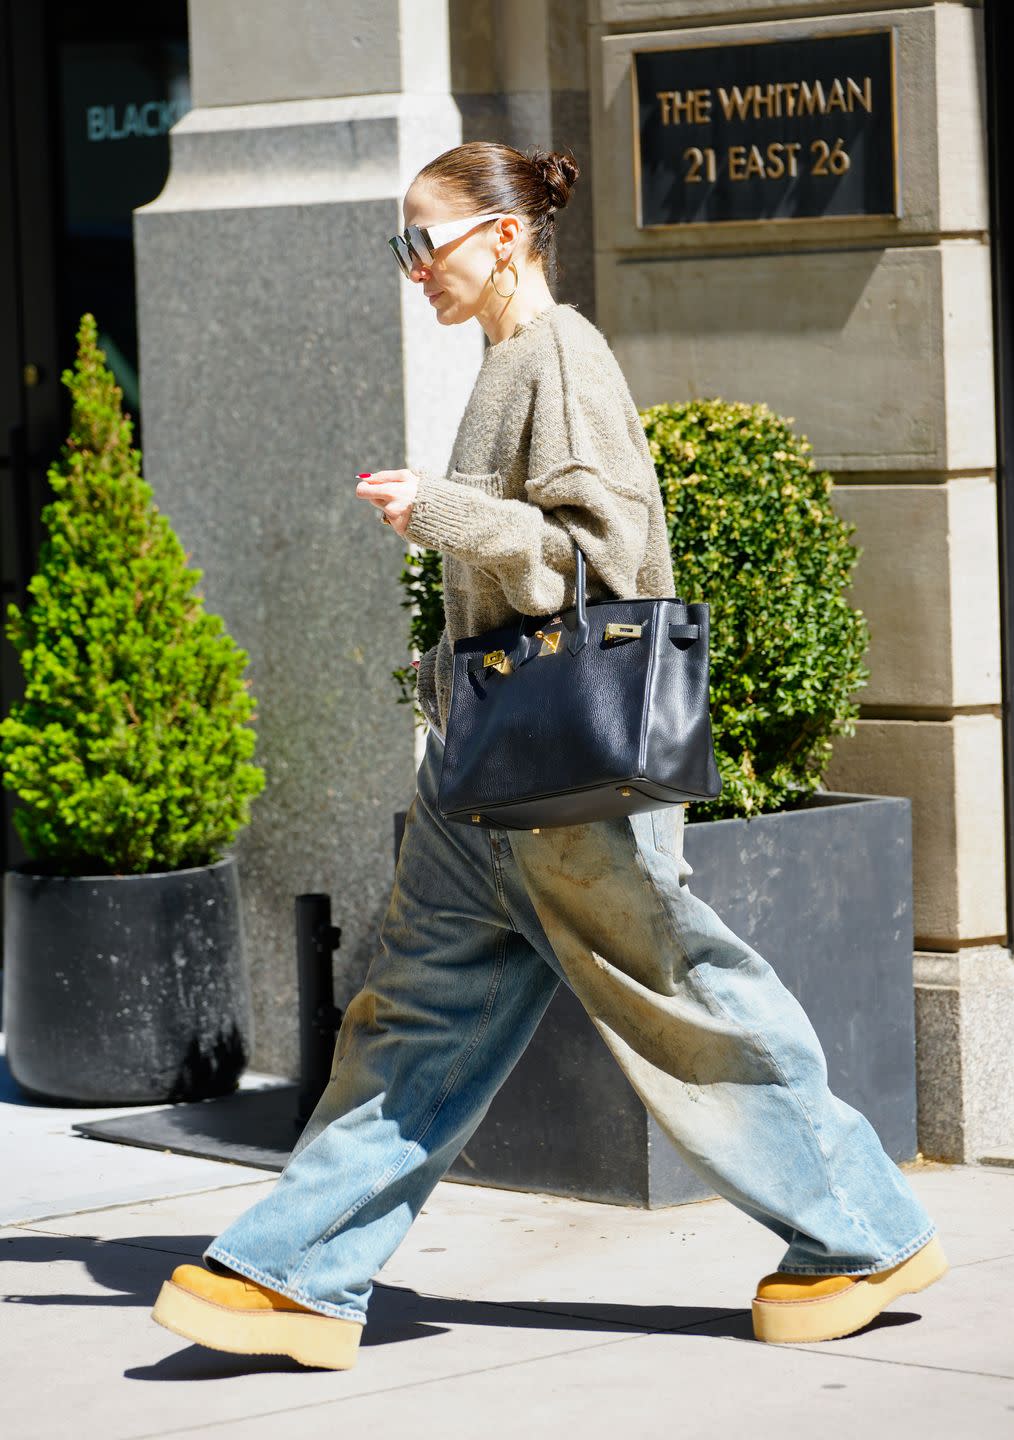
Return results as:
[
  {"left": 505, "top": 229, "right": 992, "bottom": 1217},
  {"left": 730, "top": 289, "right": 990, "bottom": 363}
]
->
[{"left": 72, "top": 1084, "right": 301, "bottom": 1171}]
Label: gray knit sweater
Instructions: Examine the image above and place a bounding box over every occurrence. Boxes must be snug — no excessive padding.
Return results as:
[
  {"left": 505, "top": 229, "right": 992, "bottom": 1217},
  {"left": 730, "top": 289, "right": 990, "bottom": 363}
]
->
[{"left": 404, "top": 301, "right": 676, "bottom": 738}]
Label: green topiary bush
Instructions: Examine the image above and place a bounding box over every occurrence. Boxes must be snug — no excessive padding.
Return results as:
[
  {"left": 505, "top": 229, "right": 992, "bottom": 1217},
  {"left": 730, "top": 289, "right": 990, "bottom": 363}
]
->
[
  {"left": 642, "top": 399, "right": 869, "bottom": 820},
  {"left": 392, "top": 397, "right": 869, "bottom": 822},
  {"left": 0, "top": 313, "right": 266, "bottom": 874}
]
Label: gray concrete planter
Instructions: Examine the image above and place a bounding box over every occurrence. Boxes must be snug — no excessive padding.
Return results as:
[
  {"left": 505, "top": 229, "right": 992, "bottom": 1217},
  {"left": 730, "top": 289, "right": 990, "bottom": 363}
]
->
[
  {"left": 398, "top": 793, "right": 916, "bottom": 1207},
  {"left": 3, "top": 854, "right": 253, "bottom": 1105}
]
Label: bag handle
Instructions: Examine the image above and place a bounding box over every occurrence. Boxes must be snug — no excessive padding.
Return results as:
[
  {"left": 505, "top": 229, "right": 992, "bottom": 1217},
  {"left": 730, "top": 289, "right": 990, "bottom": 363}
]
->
[
  {"left": 569, "top": 545, "right": 590, "bottom": 655},
  {"left": 510, "top": 541, "right": 589, "bottom": 664},
  {"left": 473, "top": 537, "right": 693, "bottom": 676}
]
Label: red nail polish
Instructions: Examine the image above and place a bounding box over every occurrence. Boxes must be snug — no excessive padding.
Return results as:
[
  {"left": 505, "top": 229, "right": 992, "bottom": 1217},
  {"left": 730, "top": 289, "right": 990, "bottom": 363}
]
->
[{"left": 356, "top": 472, "right": 372, "bottom": 478}]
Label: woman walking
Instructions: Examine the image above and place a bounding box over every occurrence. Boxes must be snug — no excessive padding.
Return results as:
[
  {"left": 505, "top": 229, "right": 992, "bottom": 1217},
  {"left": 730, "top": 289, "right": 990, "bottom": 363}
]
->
[{"left": 151, "top": 142, "right": 946, "bottom": 1371}]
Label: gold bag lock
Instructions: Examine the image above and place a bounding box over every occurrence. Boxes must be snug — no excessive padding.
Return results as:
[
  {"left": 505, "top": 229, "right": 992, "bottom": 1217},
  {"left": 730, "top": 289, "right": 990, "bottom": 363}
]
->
[
  {"left": 604, "top": 622, "right": 642, "bottom": 643},
  {"left": 482, "top": 648, "right": 513, "bottom": 675}
]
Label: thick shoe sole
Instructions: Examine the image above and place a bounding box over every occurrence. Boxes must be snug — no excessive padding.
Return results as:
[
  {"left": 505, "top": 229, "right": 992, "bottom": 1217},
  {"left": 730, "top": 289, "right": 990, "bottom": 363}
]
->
[
  {"left": 751, "top": 1233, "right": 949, "bottom": 1344},
  {"left": 151, "top": 1279, "right": 362, "bottom": 1370}
]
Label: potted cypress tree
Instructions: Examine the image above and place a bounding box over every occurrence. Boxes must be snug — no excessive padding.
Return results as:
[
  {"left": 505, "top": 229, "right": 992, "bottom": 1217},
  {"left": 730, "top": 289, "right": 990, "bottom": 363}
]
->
[
  {"left": 0, "top": 314, "right": 266, "bottom": 1105},
  {"left": 392, "top": 400, "right": 920, "bottom": 1206}
]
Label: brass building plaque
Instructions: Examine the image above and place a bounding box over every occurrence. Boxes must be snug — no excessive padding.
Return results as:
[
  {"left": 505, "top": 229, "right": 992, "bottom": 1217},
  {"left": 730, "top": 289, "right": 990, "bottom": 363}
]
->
[{"left": 632, "top": 29, "right": 898, "bottom": 228}]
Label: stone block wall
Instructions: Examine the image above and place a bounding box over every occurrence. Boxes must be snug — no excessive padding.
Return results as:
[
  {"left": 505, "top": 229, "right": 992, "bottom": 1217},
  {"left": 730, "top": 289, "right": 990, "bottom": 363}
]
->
[{"left": 587, "top": 0, "right": 1013, "bottom": 1161}]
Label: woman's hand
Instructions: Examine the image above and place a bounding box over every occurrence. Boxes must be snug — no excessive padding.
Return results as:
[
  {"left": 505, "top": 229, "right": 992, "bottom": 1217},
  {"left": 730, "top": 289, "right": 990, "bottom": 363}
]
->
[{"left": 355, "top": 469, "right": 419, "bottom": 537}]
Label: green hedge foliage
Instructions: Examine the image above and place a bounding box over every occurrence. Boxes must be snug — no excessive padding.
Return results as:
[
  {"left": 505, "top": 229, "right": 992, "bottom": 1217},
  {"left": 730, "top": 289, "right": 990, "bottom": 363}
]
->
[
  {"left": 392, "top": 545, "right": 444, "bottom": 711},
  {"left": 643, "top": 399, "right": 869, "bottom": 819},
  {"left": 394, "top": 397, "right": 869, "bottom": 821},
  {"left": 0, "top": 314, "right": 266, "bottom": 874}
]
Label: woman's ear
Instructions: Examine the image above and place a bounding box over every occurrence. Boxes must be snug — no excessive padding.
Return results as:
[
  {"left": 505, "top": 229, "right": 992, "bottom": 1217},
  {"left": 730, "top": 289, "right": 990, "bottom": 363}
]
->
[{"left": 496, "top": 214, "right": 524, "bottom": 253}]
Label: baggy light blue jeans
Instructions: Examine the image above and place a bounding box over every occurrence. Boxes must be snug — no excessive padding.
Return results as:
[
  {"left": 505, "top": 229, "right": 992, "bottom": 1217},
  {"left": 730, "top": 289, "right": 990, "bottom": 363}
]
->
[{"left": 203, "top": 728, "right": 938, "bottom": 1325}]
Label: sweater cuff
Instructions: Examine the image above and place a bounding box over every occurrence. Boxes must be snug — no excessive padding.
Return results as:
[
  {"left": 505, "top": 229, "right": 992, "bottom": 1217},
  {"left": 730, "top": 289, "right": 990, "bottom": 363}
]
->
[
  {"left": 414, "top": 641, "right": 442, "bottom": 730},
  {"left": 405, "top": 471, "right": 489, "bottom": 552}
]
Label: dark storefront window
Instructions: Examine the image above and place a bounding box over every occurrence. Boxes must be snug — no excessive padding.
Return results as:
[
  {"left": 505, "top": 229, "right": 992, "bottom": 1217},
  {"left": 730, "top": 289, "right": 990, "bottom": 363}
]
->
[{"left": 56, "top": 31, "right": 190, "bottom": 421}]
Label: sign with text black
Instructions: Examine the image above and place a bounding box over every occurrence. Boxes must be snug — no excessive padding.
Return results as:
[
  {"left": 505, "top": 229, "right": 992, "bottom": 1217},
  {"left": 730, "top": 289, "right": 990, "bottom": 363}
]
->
[{"left": 633, "top": 30, "right": 898, "bottom": 227}]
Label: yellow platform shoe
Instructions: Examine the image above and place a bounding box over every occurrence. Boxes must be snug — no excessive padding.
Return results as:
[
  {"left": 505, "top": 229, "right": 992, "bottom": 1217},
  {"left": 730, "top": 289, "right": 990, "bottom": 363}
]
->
[
  {"left": 150, "top": 1263, "right": 363, "bottom": 1370},
  {"left": 751, "top": 1233, "right": 948, "bottom": 1344}
]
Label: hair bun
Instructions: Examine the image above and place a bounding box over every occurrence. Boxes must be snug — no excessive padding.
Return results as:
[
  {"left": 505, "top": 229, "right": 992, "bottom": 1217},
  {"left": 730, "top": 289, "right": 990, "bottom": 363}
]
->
[{"left": 528, "top": 147, "right": 579, "bottom": 211}]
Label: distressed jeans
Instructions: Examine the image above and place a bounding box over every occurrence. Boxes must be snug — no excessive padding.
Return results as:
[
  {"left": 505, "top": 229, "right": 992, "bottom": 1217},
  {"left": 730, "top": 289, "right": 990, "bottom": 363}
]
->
[{"left": 203, "top": 728, "right": 938, "bottom": 1325}]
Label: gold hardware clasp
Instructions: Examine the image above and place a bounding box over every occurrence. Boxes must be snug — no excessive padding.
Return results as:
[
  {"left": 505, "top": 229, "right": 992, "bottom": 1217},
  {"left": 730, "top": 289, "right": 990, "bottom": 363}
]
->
[
  {"left": 604, "top": 623, "right": 642, "bottom": 643},
  {"left": 471, "top": 815, "right": 482, "bottom": 823},
  {"left": 620, "top": 787, "right": 631, "bottom": 796},
  {"left": 482, "top": 648, "right": 513, "bottom": 675},
  {"left": 533, "top": 628, "right": 562, "bottom": 657}
]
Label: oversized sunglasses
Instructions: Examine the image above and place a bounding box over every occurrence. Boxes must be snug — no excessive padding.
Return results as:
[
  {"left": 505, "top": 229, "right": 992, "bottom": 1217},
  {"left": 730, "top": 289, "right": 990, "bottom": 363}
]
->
[{"left": 388, "top": 211, "right": 522, "bottom": 278}]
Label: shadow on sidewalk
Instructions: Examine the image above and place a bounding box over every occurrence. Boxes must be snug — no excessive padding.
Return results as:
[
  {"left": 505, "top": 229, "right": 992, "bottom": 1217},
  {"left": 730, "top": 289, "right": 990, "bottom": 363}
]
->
[{"left": 1, "top": 1228, "right": 923, "bottom": 1379}]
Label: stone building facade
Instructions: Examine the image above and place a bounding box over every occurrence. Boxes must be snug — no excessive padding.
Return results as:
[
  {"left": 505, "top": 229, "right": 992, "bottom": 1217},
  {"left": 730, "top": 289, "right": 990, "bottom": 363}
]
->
[{"left": 129, "top": 1, "right": 1010, "bottom": 1164}]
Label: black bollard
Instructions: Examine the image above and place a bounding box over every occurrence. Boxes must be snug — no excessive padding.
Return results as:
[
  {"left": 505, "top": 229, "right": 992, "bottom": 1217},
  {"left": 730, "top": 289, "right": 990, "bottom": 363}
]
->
[{"left": 295, "top": 893, "right": 344, "bottom": 1127}]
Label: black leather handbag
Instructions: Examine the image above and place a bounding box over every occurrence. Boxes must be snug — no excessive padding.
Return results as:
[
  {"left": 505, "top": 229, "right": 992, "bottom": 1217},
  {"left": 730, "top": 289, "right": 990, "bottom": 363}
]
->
[{"left": 437, "top": 541, "right": 722, "bottom": 830}]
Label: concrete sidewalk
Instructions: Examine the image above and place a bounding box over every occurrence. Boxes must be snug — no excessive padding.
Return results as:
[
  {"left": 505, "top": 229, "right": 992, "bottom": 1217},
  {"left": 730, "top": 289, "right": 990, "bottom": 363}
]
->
[{"left": 1, "top": 1034, "right": 1012, "bottom": 1440}]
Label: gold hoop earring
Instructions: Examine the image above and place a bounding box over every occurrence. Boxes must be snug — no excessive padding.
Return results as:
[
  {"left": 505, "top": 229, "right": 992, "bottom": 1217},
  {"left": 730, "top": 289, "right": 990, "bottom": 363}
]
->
[{"left": 490, "top": 260, "right": 519, "bottom": 298}]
